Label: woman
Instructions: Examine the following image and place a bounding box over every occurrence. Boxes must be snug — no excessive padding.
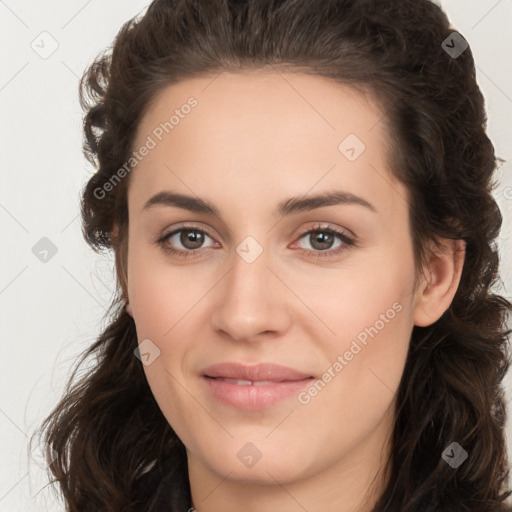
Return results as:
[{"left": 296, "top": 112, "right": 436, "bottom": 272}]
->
[{"left": 32, "top": 0, "right": 512, "bottom": 510}]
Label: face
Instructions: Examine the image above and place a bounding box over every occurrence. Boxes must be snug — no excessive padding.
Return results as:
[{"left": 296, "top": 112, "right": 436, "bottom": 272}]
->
[{"left": 124, "top": 70, "right": 423, "bottom": 497}]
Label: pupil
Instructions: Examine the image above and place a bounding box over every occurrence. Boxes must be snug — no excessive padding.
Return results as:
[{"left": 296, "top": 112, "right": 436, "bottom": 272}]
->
[
  {"left": 312, "top": 231, "right": 333, "bottom": 250},
  {"left": 181, "top": 229, "right": 204, "bottom": 249}
]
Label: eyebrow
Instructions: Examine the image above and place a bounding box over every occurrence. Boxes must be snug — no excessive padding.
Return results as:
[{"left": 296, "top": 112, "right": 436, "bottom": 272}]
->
[{"left": 142, "top": 189, "right": 377, "bottom": 217}]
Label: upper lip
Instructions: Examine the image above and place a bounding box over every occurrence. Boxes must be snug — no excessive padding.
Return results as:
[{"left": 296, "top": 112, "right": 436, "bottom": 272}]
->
[{"left": 202, "top": 363, "right": 312, "bottom": 382}]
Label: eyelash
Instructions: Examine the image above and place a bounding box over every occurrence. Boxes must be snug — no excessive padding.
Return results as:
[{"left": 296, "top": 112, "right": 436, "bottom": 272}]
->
[{"left": 156, "top": 223, "right": 357, "bottom": 260}]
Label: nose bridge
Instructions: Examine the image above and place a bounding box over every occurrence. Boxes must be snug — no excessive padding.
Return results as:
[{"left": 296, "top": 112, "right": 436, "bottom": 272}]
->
[
  {"left": 225, "top": 241, "right": 272, "bottom": 314},
  {"left": 210, "top": 238, "right": 290, "bottom": 340}
]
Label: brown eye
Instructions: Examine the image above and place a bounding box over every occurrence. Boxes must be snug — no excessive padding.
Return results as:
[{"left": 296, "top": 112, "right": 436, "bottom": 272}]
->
[
  {"left": 157, "top": 225, "right": 217, "bottom": 257},
  {"left": 306, "top": 231, "right": 337, "bottom": 251},
  {"left": 179, "top": 229, "right": 205, "bottom": 250},
  {"left": 292, "top": 225, "right": 357, "bottom": 260}
]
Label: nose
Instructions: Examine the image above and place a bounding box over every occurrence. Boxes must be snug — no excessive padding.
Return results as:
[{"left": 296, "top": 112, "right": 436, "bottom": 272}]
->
[{"left": 210, "top": 244, "right": 292, "bottom": 343}]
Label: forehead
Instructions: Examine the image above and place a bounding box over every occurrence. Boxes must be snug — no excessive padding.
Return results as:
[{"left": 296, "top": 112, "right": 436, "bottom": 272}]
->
[
  {"left": 128, "top": 70, "right": 406, "bottom": 216},
  {"left": 134, "top": 69, "right": 386, "bottom": 149}
]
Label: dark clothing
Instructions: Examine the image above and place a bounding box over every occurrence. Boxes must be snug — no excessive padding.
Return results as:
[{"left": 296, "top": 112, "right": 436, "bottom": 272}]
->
[{"left": 133, "top": 457, "right": 192, "bottom": 511}]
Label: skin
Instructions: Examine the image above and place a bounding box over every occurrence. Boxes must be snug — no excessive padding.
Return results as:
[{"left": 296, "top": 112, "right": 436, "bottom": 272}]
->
[{"left": 120, "top": 69, "right": 465, "bottom": 512}]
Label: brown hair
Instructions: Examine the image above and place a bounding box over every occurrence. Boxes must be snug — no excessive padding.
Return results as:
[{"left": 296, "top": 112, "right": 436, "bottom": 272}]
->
[{"left": 31, "top": 0, "right": 512, "bottom": 510}]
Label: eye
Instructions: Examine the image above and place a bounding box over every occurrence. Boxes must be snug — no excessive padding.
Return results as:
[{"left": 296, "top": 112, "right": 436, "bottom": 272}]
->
[
  {"left": 156, "top": 224, "right": 218, "bottom": 258},
  {"left": 291, "top": 224, "right": 356, "bottom": 259}
]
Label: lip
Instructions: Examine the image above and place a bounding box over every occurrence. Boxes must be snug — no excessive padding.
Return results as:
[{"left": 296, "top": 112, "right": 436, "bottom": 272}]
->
[{"left": 201, "top": 363, "right": 314, "bottom": 410}]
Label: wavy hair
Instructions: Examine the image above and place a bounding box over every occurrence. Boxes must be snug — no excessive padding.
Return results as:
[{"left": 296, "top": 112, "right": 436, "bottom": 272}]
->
[{"left": 31, "top": 0, "right": 512, "bottom": 510}]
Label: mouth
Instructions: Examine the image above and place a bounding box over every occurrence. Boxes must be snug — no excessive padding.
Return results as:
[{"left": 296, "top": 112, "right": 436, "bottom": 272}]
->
[
  {"left": 201, "top": 363, "right": 314, "bottom": 410},
  {"left": 207, "top": 378, "right": 294, "bottom": 386}
]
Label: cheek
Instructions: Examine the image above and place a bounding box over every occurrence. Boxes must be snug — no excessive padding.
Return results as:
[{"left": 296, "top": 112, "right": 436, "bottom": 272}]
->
[
  {"left": 304, "top": 256, "right": 414, "bottom": 345},
  {"left": 312, "top": 248, "right": 416, "bottom": 387},
  {"left": 127, "top": 242, "right": 207, "bottom": 338},
  {"left": 298, "top": 282, "right": 414, "bottom": 460}
]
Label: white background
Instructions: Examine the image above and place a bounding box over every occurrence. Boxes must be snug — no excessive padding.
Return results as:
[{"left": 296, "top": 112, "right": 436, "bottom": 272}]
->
[{"left": 1, "top": 1, "right": 511, "bottom": 510}]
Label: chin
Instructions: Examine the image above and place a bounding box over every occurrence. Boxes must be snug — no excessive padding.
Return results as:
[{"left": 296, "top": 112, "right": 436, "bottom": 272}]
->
[{"left": 195, "top": 439, "right": 319, "bottom": 486}]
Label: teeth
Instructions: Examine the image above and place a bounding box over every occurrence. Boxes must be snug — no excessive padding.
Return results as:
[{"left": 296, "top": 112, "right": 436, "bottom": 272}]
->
[
  {"left": 252, "top": 380, "right": 275, "bottom": 386},
  {"left": 220, "top": 378, "right": 277, "bottom": 386},
  {"left": 223, "top": 378, "right": 253, "bottom": 385}
]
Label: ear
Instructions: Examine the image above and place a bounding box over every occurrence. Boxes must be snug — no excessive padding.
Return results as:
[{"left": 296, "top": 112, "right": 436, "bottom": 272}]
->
[
  {"left": 111, "top": 222, "right": 120, "bottom": 241},
  {"left": 413, "top": 238, "right": 466, "bottom": 327}
]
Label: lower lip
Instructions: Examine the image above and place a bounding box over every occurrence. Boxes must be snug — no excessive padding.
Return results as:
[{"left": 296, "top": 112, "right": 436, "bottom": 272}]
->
[{"left": 203, "top": 376, "right": 313, "bottom": 410}]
